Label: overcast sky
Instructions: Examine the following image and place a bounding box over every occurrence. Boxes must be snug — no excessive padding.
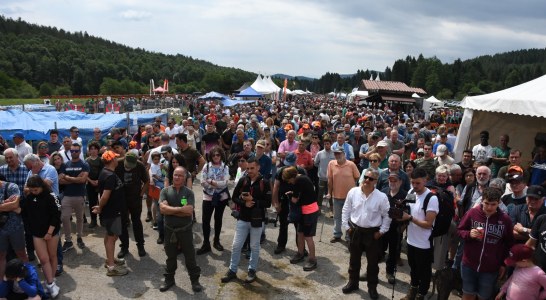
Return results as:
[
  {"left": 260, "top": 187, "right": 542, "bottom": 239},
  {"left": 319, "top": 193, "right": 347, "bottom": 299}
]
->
[{"left": 2, "top": 0, "right": 546, "bottom": 78}]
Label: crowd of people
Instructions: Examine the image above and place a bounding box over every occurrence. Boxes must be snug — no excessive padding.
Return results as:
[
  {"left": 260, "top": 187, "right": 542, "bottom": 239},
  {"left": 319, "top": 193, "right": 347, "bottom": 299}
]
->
[{"left": 0, "top": 96, "right": 546, "bottom": 299}]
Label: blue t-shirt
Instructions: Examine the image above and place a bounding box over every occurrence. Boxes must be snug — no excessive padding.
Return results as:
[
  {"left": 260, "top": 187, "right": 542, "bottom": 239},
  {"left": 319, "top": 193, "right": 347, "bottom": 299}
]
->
[
  {"left": 63, "top": 160, "right": 90, "bottom": 197},
  {"left": 27, "top": 164, "right": 60, "bottom": 196}
]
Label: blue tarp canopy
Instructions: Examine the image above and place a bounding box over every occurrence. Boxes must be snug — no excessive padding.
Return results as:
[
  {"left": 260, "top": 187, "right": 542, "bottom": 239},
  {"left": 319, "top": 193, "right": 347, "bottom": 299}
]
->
[
  {"left": 0, "top": 109, "right": 165, "bottom": 148},
  {"left": 221, "top": 98, "right": 256, "bottom": 107},
  {"left": 198, "top": 91, "right": 228, "bottom": 100},
  {"left": 235, "top": 86, "right": 263, "bottom": 98}
]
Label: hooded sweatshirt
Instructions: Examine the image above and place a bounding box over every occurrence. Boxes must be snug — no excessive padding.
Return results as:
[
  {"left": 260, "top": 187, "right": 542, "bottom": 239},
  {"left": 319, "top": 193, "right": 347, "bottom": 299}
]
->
[{"left": 457, "top": 204, "right": 514, "bottom": 273}]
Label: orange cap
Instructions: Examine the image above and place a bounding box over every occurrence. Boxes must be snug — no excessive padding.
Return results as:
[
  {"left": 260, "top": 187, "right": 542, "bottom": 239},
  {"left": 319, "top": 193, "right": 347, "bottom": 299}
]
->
[{"left": 102, "top": 150, "right": 120, "bottom": 162}]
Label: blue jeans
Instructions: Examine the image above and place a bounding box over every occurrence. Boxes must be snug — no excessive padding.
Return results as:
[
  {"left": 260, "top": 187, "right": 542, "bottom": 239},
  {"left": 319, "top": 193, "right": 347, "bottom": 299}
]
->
[
  {"left": 333, "top": 199, "right": 345, "bottom": 238},
  {"left": 229, "top": 220, "right": 263, "bottom": 273}
]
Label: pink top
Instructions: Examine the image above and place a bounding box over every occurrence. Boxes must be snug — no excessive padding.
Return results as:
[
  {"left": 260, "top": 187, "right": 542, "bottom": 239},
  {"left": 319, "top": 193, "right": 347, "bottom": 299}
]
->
[
  {"left": 278, "top": 139, "right": 299, "bottom": 154},
  {"left": 501, "top": 265, "right": 546, "bottom": 300}
]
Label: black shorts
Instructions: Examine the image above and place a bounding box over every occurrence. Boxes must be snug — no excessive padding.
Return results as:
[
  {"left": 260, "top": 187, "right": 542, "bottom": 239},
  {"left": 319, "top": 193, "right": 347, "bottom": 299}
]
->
[
  {"left": 297, "top": 211, "right": 319, "bottom": 237},
  {"left": 101, "top": 216, "right": 122, "bottom": 236}
]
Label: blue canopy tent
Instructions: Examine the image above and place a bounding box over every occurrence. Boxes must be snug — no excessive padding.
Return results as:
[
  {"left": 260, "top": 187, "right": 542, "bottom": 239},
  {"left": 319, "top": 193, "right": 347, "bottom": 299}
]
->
[
  {"left": 235, "top": 86, "right": 262, "bottom": 98},
  {"left": 0, "top": 109, "right": 165, "bottom": 149},
  {"left": 221, "top": 98, "right": 255, "bottom": 107}
]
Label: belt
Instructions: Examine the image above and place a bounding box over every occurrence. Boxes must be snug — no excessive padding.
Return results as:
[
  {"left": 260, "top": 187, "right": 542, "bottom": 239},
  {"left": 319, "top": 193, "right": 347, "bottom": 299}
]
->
[{"left": 349, "top": 221, "right": 379, "bottom": 232}]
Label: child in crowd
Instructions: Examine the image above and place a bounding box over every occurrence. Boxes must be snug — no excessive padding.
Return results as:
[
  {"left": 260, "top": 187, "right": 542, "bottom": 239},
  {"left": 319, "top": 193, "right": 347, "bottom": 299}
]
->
[
  {"left": 0, "top": 258, "right": 47, "bottom": 299},
  {"left": 496, "top": 244, "right": 546, "bottom": 300}
]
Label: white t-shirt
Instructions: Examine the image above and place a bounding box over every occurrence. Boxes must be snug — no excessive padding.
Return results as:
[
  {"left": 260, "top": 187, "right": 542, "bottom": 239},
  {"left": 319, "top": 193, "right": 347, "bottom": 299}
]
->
[
  {"left": 165, "top": 126, "right": 180, "bottom": 149},
  {"left": 472, "top": 144, "right": 493, "bottom": 164},
  {"left": 407, "top": 188, "right": 439, "bottom": 249}
]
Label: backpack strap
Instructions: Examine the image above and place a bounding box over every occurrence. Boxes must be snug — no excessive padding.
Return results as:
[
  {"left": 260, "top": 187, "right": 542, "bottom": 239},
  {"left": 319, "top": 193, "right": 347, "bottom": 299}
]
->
[{"left": 422, "top": 192, "right": 434, "bottom": 212}]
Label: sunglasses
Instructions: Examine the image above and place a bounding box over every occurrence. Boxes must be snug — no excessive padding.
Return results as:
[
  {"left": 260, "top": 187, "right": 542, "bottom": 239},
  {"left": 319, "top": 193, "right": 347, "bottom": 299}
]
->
[
  {"left": 39, "top": 146, "right": 48, "bottom": 149},
  {"left": 70, "top": 150, "right": 80, "bottom": 153},
  {"left": 370, "top": 160, "right": 378, "bottom": 163},
  {"left": 363, "top": 176, "right": 377, "bottom": 181},
  {"left": 212, "top": 153, "right": 221, "bottom": 157},
  {"left": 418, "top": 153, "right": 424, "bottom": 156},
  {"left": 72, "top": 131, "right": 79, "bottom": 133}
]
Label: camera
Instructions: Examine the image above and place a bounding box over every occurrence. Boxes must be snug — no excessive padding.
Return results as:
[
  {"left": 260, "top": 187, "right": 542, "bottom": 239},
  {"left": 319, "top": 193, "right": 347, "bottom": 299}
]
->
[{"left": 388, "top": 193, "right": 416, "bottom": 219}]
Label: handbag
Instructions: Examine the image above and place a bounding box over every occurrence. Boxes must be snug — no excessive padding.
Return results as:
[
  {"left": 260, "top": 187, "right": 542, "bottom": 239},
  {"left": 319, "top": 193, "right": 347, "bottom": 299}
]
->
[{"left": 148, "top": 185, "right": 161, "bottom": 200}]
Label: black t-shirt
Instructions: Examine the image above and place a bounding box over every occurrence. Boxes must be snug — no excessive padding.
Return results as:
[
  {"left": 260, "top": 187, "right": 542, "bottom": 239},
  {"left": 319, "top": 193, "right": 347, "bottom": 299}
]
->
[
  {"left": 215, "top": 120, "right": 227, "bottom": 135},
  {"left": 292, "top": 175, "right": 316, "bottom": 206},
  {"left": 202, "top": 132, "right": 221, "bottom": 144},
  {"left": 502, "top": 193, "right": 527, "bottom": 215},
  {"left": 115, "top": 160, "right": 149, "bottom": 198},
  {"left": 63, "top": 160, "right": 90, "bottom": 197},
  {"left": 98, "top": 168, "right": 124, "bottom": 219},
  {"left": 275, "top": 166, "right": 307, "bottom": 202},
  {"left": 221, "top": 129, "right": 235, "bottom": 147},
  {"left": 530, "top": 214, "right": 546, "bottom": 272}
]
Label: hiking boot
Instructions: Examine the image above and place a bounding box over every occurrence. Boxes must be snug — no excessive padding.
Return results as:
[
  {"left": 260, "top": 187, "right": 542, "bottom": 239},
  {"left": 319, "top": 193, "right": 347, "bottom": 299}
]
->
[
  {"left": 137, "top": 245, "right": 147, "bottom": 257},
  {"left": 152, "top": 223, "right": 158, "bottom": 230},
  {"left": 400, "top": 286, "right": 418, "bottom": 300},
  {"left": 104, "top": 258, "right": 126, "bottom": 268},
  {"left": 46, "top": 281, "right": 60, "bottom": 298},
  {"left": 106, "top": 265, "right": 129, "bottom": 276},
  {"left": 62, "top": 241, "right": 74, "bottom": 253},
  {"left": 159, "top": 277, "right": 175, "bottom": 292},
  {"left": 330, "top": 237, "right": 341, "bottom": 243},
  {"left": 76, "top": 237, "right": 85, "bottom": 249},
  {"left": 387, "top": 273, "right": 396, "bottom": 284},
  {"left": 191, "top": 279, "right": 203, "bottom": 292},
  {"left": 244, "top": 269, "right": 257, "bottom": 283},
  {"left": 221, "top": 270, "right": 237, "bottom": 283},
  {"left": 290, "top": 252, "right": 305, "bottom": 264},
  {"left": 213, "top": 241, "right": 224, "bottom": 251},
  {"left": 196, "top": 243, "right": 211, "bottom": 255},
  {"left": 274, "top": 246, "right": 286, "bottom": 254},
  {"left": 303, "top": 259, "right": 317, "bottom": 271},
  {"left": 117, "top": 248, "right": 129, "bottom": 259},
  {"left": 342, "top": 281, "right": 359, "bottom": 294}
]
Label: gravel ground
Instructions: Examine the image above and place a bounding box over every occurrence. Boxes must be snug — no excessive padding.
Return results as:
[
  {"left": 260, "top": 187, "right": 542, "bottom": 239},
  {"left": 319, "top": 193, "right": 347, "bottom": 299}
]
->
[{"left": 47, "top": 180, "right": 460, "bottom": 300}]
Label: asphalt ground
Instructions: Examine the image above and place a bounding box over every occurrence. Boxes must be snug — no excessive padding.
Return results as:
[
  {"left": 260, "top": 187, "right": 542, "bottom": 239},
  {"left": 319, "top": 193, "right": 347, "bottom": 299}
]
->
[{"left": 46, "top": 179, "right": 460, "bottom": 300}]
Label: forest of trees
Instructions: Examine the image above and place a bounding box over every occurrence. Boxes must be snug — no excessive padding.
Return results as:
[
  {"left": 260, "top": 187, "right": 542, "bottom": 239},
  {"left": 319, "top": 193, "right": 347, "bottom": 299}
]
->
[{"left": 1, "top": 16, "right": 545, "bottom": 99}]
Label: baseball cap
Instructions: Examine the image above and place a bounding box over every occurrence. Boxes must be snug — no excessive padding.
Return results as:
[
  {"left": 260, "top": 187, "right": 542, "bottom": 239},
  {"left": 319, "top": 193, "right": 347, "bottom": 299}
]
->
[
  {"left": 332, "top": 145, "right": 343, "bottom": 153},
  {"left": 413, "top": 123, "right": 420, "bottom": 129},
  {"left": 124, "top": 152, "right": 138, "bottom": 169},
  {"left": 388, "top": 172, "right": 400, "bottom": 180},
  {"left": 256, "top": 140, "right": 266, "bottom": 148},
  {"left": 12, "top": 131, "right": 24, "bottom": 139},
  {"left": 506, "top": 173, "right": 524, "bottom": 183},
  {"left": 417, "top": 148, "right": 425, "bottom": 154},
  {"left": 507, "top": 165, "right": 524, "bottom": 174},
  {"left": 436, "top": 144, "right": 447, "bottom": 156},
  {"left": 302, "top": 123, "right": 310, "bottom": 129},
  {"left": 527, "top": 185, "right": 545, "bottom": 199},
  {"left": 101, "top": 150, "right": 119, "bottom": 162},
  {"left": 284, "top": 124, "right": 293, "bottom": 131},
  {"left": 504, "top": 244, "right": 534, "bottom": 266},
  {"left": 284, "top": 152, "right": 297, "bottom": 166},
  {"left": 161, "top": 145, "right": 172, "bottom": 154},
  {"left": 377, "top": 141, "right": 388, "bottom": 148}
]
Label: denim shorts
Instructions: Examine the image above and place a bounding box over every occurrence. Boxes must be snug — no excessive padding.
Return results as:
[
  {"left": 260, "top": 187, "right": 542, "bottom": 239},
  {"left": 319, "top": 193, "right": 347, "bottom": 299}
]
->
[{"left": 461, "top": 263, "right": 497, "bottom": 299}]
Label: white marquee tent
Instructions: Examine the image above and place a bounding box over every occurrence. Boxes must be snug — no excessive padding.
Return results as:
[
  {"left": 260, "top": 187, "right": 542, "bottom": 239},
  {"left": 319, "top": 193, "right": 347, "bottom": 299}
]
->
[{"left": 453, "top": 75, "right": 546, "bottom": 162}]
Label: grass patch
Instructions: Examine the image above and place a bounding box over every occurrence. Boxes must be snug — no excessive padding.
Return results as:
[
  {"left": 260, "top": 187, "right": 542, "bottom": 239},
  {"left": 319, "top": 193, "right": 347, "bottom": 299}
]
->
[{"left": 0, "top": 98, "right": 88, "bottom": 106}]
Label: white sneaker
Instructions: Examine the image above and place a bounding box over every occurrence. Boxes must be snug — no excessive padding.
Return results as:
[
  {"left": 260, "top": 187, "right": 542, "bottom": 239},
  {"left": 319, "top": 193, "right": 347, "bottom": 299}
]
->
[{"left": 47, "top": 281, "right": 60, "bottom": 298}]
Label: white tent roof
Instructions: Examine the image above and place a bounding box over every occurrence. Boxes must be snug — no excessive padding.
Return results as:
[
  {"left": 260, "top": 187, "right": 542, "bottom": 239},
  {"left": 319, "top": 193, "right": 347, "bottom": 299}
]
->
[
  {"left": 250, "top": 75, "right": 275, "bottom": 94},
  {"left": 264, "top": 76, "right": 281, "bottom": 92},
  {"left": 425, "top": 96, "right": 442, "bottom": 104},
  {"left": 460, "top": 75, "right": 546, "bottom": 118}
]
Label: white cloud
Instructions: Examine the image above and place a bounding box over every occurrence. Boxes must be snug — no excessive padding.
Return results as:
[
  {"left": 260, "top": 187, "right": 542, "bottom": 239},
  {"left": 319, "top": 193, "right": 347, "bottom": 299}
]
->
[{"left": 119, "top": 10, "right": 152, "bottom": 20}]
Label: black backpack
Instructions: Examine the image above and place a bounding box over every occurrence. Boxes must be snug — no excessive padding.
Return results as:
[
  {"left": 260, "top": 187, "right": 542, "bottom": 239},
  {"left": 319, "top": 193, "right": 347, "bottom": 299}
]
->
[{"left": 423, "top": 186, "right": 455, "bottom": 238}]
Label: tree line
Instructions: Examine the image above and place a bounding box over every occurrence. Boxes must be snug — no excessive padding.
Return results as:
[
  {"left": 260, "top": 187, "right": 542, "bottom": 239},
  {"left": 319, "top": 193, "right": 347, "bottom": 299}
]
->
[{"left": 1, "top": 16, "right": 545, "bottom": 99}]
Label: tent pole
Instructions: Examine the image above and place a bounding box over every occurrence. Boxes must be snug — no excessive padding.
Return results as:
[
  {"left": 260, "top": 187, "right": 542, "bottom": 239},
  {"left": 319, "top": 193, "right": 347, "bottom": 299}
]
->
[
  {"left": 126, "top": 113, "right": 130, "bottom": 135},
  {"left": 54, "top": 122, "right": 57, "bottom": 130}
]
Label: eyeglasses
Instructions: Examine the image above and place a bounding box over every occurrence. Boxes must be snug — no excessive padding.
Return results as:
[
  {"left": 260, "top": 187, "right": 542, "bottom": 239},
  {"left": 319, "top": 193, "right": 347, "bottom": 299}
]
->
[
  {"left": 370, "top": 160, "right": 378, "bottom": 163},
  {"left": 363, "top": 176, "right": 377, "bottom": 181},
  {"left": 70, "top": 150, "right": 80, "bottom": 153}
]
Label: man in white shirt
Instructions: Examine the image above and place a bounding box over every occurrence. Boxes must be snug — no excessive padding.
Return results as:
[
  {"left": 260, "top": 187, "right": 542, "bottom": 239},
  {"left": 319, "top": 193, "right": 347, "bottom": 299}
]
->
[
  {"left": 472, "top": 130, "right": 493, "bottom": 166},
  {"left": 397, "top": 167, "right": 439, "bottom": 300},
  {"left": 12, "top": 132, "right": 32, "bottom": 162},
  {"left": 165, "top": 118, "right": 180, "bottom": 149},
  {"left": 341, "top": 168, "right": 390, "bottom": 299}
]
